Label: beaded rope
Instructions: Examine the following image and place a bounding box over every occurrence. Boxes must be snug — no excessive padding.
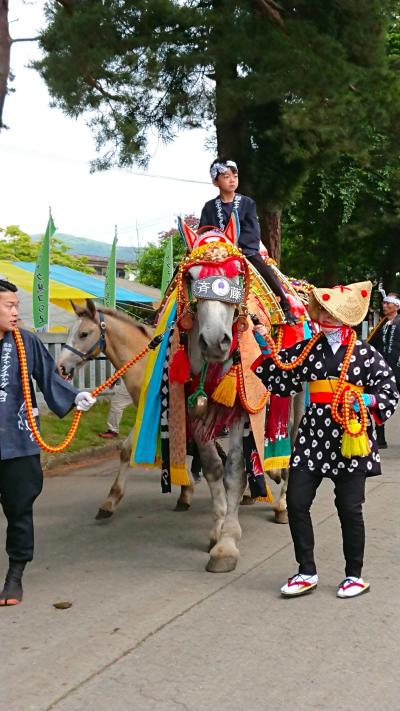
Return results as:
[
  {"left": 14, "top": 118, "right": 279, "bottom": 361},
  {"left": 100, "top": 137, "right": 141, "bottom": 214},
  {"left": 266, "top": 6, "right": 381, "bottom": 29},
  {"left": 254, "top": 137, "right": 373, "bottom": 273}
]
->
[
  {"left": 262, "top": 328, "right": 368, "bottom": 438},
  {"left": 13, "top": 328, "right": 153, "bottom": 453}
]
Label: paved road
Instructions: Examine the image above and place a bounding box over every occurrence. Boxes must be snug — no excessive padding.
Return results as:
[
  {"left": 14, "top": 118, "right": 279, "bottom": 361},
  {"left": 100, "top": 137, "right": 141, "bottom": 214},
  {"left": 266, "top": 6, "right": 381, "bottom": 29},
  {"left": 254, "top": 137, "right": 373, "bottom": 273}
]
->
[{"left": 1, "top": 415, "right": 399, "bottom": 711}]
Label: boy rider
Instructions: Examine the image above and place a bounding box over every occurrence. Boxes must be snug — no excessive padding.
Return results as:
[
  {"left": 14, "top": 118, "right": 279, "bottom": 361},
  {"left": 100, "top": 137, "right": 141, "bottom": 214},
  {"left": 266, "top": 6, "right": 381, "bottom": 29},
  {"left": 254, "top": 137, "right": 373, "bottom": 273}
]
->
[{"left": 199, "top": 158, "right": 297, "bottom": 325}]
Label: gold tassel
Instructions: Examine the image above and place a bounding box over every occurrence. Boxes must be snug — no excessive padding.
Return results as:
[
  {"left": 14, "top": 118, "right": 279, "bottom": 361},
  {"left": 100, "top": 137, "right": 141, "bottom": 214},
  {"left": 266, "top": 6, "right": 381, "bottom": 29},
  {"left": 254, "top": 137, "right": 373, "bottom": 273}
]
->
[
  {"left": 211, "top": 365, "right": 238, "bottom": 407},
  {"left": 341, "top": 419, "right": 371, "bottom": 458},
  {"left": 170, "top": 464, "right": 191, "bottom": 487}
]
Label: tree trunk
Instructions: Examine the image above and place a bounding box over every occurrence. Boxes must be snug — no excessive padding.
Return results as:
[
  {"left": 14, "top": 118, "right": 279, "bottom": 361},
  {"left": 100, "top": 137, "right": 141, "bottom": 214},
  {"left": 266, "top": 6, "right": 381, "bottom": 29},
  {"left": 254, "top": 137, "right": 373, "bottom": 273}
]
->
[
  {"left": 259, "top": 208, "right": 282, "bottom": 264},
  {"left": 0, "top": 0, "right": 10, "bottom": 128}
]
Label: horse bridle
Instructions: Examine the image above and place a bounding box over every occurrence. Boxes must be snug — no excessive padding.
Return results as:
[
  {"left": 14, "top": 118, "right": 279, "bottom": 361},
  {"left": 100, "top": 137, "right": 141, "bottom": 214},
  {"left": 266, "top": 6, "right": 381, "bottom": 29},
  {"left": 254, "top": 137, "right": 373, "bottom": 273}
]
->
[{"left": 63, "top": 311, "right": 107, "bottom": 361}]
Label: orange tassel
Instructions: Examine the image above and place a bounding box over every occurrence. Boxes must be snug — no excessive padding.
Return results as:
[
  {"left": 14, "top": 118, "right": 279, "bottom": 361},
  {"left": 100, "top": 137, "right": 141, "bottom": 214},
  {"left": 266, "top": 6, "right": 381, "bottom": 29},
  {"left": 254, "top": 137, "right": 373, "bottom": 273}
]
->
[{"left": 211, "top": 365, "right": 238, "bottom": 407}]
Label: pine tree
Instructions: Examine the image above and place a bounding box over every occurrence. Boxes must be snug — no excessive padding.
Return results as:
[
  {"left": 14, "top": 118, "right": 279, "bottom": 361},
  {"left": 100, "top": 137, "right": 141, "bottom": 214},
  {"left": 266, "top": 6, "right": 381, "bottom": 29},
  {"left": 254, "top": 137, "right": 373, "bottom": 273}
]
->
[{"left": 36, "top": 0, "right": 400, "bottom": 259}]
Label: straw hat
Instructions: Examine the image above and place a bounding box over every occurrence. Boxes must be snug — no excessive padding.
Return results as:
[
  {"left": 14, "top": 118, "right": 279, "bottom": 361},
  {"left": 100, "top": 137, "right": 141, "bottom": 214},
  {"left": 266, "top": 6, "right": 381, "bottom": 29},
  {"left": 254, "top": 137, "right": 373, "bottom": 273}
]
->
[{"left": 308, "top": 281, "right": 372, "bottom": 326}]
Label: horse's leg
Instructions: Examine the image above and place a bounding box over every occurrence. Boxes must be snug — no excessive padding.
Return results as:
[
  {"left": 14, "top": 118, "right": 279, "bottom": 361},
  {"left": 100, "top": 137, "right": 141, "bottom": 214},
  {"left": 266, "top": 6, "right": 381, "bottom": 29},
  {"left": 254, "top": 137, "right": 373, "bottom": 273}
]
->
[
  {"left": 195, "top": 439, "right": 227, "bottom": 553},
  {"left": 175, "top": 484, "right": 194, "bottom": 512},
  {"left": 95, "top": 429, "right": 133, "bottom": 520},
  {"left": 206, "top": 415, "right": 247, "bottom": 573}
]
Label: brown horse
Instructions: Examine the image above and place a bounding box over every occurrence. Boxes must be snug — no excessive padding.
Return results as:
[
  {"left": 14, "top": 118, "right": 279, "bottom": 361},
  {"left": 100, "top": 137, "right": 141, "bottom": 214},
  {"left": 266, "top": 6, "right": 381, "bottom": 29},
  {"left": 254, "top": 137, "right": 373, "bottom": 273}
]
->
[{"left": 57, "top": 299, "right": 159, "bottom": 518}]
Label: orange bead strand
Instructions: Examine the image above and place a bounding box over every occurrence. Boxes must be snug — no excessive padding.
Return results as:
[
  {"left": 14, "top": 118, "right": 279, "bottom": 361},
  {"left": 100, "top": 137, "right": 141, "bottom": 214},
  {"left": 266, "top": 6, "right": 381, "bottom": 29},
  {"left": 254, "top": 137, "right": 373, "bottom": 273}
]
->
[{"left": 13, "top": 328, "right": 151, "bottom": 454}]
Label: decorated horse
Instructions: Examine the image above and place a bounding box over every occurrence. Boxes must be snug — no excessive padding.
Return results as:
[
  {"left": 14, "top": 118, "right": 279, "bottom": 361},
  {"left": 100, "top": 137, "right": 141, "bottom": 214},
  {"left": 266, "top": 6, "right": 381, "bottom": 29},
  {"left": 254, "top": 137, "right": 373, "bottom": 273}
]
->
[{"left": 131, "top": 212, "right": 312, "bottom": 572}]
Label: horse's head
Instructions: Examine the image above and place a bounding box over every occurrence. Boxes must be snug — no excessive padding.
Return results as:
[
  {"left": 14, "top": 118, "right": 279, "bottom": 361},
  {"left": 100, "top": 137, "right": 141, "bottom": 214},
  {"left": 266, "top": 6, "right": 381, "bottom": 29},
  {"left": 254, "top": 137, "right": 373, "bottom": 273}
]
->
[
  {"left": 177, "top": 215, "right": 248, "bottom": 364},
  {"left": 57, "top": 299, "right": 104, "bottom": 378}
]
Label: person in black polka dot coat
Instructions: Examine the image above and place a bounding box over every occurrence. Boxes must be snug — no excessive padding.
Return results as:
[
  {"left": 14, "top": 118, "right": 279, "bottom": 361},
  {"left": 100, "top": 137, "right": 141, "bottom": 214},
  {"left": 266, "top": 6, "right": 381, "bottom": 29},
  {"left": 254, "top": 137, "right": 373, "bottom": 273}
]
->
[
  {"left": 253, "top": 336, "right": 398, "bottom": 477},
  {"left": 251, "top": 280, "right": 399, "bottom": 598}
]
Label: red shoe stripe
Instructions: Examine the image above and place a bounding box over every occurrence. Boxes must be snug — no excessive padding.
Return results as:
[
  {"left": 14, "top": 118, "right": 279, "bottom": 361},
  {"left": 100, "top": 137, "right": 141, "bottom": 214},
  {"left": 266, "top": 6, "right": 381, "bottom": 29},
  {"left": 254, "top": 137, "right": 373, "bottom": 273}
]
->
[{"left": 288, "top": 579, "right": 313, "bottom": 588}]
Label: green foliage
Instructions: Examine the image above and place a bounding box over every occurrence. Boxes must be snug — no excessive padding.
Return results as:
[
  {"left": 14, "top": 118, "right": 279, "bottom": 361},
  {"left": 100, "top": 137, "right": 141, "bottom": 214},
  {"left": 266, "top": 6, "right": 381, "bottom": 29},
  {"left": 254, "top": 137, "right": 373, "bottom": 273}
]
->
[
  {"left": 0, "top": 225, "right": 94, "bottom": 273},
  {"left": 40, "top": 400, "right": 136, "bottom": 462},
  {"left": 36, "top": 1, "right": 399, "bottom": 192},
  {"left": 34, "top": 0, "right": 400, "bottom": 270}
]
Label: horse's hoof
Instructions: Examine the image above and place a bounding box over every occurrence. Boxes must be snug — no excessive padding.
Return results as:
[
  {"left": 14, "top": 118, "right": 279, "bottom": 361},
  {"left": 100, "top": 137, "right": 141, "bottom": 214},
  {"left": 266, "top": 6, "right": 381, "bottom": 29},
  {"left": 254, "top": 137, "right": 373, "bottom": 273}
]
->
[
  {"left": 274, "top": 509, "right": 288, "bottom": 525},
  {"left": 206, "top": 556, "right": 238, "bottom": 573},
  {"left": 95, "top": 508, "right": 114, "bottom": 520},
  {"left": 240, "top": 495, "right": 256, "bottom": 506},
  {"left": 174, "top": 501, "right": 191, "bottom": 512}
]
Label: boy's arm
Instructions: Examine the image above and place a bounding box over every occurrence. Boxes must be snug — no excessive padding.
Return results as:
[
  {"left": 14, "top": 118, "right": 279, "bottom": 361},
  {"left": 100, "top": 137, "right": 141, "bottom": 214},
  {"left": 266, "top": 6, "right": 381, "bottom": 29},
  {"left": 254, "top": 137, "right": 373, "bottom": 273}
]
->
[{"left": 238, "top": 198, "right": 261, "bottom": 253}]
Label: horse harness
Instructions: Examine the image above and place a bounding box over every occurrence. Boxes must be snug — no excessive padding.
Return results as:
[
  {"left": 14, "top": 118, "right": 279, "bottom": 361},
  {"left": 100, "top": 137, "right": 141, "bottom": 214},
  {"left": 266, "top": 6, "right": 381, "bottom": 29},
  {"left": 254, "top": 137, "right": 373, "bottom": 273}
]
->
[{"left": 63, "top": 311, "right": 107, "bottom": 361}]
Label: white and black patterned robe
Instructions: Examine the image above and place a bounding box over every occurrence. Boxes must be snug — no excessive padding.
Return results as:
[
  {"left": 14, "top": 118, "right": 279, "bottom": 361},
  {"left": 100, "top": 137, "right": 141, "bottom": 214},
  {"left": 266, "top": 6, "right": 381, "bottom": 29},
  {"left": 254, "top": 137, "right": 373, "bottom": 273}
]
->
[{"left": 252, "top": 337, "right": 399, "bottom": 477}]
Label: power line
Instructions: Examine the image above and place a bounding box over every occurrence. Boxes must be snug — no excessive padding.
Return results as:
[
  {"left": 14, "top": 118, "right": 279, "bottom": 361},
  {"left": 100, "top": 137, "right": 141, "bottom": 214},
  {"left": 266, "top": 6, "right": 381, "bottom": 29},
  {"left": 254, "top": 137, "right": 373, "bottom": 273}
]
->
[{"left": 2, "top": 144, "right": 210, "bottom": 185}]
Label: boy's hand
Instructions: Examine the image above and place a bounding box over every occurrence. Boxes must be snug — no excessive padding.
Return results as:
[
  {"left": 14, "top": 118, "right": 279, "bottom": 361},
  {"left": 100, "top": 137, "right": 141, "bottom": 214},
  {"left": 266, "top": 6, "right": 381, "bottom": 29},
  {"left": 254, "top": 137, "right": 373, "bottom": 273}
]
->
[{"left": 75, "top": 392, "right": 97, "bottom": 411}]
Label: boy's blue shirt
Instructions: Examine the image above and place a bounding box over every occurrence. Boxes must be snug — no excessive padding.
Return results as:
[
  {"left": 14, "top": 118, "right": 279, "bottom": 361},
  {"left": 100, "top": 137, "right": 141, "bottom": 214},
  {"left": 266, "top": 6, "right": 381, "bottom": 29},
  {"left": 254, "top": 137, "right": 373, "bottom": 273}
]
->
[{"left": 199, "top": 193, "right": 260, "bottom": 256}]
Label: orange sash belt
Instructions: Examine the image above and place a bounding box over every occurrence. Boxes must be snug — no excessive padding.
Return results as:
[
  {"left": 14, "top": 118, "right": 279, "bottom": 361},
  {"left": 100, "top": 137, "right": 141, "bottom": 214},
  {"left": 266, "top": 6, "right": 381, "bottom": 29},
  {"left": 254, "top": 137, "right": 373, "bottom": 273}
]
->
[{"left": 308, "top": 380, "right": 364, "bottom": 404}]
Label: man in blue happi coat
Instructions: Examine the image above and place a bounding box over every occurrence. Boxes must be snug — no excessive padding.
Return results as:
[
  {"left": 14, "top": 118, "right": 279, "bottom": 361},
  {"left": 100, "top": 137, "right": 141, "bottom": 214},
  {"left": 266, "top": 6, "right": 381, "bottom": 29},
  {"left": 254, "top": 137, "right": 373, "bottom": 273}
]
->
[{"left": 0, "top": 279, "right": 97, "bottom": 606}]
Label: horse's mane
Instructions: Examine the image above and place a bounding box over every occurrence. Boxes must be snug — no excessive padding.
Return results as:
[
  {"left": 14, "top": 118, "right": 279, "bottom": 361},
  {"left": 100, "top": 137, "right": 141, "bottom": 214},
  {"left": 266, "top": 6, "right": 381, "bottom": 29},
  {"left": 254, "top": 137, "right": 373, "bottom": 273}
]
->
[{"left": 98, "top": 306, "right": 154, "bottom": 336}]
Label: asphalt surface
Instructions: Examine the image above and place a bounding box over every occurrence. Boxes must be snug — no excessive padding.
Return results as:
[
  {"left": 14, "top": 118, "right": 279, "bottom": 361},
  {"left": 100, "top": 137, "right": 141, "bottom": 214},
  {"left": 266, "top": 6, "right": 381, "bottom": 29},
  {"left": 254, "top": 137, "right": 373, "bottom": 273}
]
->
[{"left": 1, "top": 414, "right": 399, "bottom": 711}]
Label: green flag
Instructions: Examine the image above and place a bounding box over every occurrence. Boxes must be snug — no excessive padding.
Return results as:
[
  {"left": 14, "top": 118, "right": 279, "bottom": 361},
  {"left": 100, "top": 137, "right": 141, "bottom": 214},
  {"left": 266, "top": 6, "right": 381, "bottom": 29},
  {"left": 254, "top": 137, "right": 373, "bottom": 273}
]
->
[
  {"left": 33, "top": 211, "right": 56, "bottom": 332},
  {"left": 104, "top": 228, "right": 117, "bottom": 308},
  {"left": 161, "top": 236, "right": 174, "bottom": 296}
]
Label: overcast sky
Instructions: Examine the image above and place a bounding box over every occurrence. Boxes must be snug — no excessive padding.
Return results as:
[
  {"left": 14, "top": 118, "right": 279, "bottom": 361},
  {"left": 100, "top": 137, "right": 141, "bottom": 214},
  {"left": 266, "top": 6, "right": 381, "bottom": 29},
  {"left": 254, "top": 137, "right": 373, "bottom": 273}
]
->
[{"left": 1, "top": 1, "right": 214, "bottom": 247}]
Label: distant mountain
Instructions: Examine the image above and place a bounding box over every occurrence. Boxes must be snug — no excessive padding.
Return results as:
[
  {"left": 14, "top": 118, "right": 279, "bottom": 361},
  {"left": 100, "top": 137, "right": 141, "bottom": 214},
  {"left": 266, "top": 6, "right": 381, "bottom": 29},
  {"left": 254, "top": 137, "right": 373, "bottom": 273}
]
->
[{"left": 31, "top": 233, "right": 140, "bottom": 262}]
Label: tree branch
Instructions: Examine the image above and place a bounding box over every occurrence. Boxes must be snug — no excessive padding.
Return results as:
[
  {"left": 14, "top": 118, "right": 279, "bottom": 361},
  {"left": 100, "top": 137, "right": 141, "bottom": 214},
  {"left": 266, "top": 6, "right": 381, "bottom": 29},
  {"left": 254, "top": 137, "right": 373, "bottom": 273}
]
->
[
  {"left": 257, "top": 0, "right": 286, "bottom": 31},
  {"left": 10, "top": 35, "right": 39, "bottom": 43}
]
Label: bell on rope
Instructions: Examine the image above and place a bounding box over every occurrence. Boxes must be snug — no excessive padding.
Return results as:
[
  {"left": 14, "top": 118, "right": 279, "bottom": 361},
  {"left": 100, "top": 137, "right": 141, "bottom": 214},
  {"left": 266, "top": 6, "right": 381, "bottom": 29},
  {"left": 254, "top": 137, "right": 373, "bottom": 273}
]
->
[
  {"left": 236, "top": 315, "right": 249, "bottom": 332},
  {"left": 188, "top": 394, "right": 208, "bottom": 420},
  {"left": 179, "top": 311, "right": 194, "bottom": 331}
]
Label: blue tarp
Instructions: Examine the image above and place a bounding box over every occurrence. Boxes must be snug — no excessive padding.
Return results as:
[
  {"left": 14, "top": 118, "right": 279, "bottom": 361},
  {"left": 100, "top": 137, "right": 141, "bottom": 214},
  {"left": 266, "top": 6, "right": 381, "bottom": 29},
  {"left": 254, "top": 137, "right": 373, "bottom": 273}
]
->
[{"left": 14, "top": 263, "right": 155, "bottom": 304}]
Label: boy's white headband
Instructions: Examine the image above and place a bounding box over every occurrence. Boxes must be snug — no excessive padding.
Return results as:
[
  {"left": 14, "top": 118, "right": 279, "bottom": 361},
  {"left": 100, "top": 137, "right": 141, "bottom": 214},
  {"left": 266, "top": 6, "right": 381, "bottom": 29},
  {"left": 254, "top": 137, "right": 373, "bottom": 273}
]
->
[
  {"left": 210, "top": 160, "right": 238, "bottom": 180},
  {"left": 384, "top": 295, "right": 400, "bottom": 307}
]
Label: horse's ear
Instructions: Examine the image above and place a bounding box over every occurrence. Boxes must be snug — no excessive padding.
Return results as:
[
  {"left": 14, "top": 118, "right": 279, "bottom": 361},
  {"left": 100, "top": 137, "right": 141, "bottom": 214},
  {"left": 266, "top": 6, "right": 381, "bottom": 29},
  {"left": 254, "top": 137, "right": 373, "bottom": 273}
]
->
[
  {"left": 177, "top": 216, "right": 197, "bottom": 252},
  {"left": 71, "top": 300, "right": 86, "bottom": 316},
  {"left": 224, "top": 208, "right": 240, "bottom": 245},
  {"left": 85, "top": 299, "right": 97, "bottom": 320}
]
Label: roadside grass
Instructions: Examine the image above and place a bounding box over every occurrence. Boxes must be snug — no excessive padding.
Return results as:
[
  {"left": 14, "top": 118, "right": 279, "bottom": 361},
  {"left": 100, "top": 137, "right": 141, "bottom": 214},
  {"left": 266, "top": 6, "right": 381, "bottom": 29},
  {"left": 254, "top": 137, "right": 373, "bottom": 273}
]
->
[{"left": 40, "top": 400, "right": 136, "bottom": 454}]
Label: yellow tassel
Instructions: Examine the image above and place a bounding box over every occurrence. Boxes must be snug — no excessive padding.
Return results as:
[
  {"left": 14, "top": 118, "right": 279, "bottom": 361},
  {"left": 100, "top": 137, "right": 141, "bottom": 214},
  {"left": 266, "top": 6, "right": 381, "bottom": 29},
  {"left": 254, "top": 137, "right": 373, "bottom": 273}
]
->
[
  {"left": 170, "top": 464, "right": 191, "bottom": 487},
  {"left": 341, "top": 420, "right": 371, "bottom": 458},
  {"left": 211, "top": 366, "right": 238, "bottom": 407}
]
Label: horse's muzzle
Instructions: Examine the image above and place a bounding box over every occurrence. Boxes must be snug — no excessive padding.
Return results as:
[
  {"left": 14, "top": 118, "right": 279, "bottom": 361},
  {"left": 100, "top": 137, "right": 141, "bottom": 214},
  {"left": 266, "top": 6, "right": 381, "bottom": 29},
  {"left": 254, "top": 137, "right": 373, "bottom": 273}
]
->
[{"left": 199, "top": 333, "right": 232, "bottom": 362}]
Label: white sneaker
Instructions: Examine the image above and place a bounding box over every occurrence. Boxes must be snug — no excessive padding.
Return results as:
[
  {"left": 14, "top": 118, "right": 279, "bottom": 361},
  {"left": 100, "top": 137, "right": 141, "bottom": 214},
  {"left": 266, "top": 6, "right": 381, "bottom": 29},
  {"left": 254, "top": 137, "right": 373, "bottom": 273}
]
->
[
  {"left": 337, "top": 577, "right": 370, "bottom": 599},
  {"left": 280, "top": 573, "right": 318, "bottom": 597}
]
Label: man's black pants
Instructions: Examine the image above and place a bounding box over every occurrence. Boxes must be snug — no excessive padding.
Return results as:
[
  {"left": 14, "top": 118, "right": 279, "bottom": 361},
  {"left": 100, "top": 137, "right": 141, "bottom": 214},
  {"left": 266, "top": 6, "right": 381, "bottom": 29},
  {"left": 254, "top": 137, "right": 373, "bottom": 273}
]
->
[
  {"left": 286, "top": 468, "right": 366, "bottom": 578},
  {"left": 0, "top": 455, "right": 43, "bottom": 562}
]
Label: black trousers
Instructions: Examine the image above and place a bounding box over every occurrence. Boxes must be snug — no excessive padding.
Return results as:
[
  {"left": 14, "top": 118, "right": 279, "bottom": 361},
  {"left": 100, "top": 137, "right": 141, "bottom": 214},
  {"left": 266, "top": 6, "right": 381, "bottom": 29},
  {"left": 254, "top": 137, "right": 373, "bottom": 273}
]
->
[
  {"left": 246, "top": 253, "right": 291, "bottom": 311},
  {"left": 375, "top": 423, "right": 387, "bottom": 445},
  {"left": 0, "top": 455, "right": 43, "bottom": 562},
  {"left": 286, "top": 468, "right": 366, "bottom": 578}
]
